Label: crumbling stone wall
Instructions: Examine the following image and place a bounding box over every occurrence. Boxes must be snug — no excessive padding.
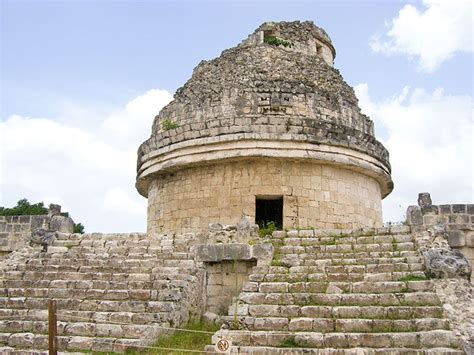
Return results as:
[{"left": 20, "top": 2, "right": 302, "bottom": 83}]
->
[
  {"left": 205, "top": 260, "right": 257, "bottom": 315},
  {"left": 0, "top": 205, "right": 74, "bottom": 258},
  {"left": 406, "top": 193, "right": 474, "bottom": 281},
  {"left": 0, "top": 215, "right": 49, "bottom": 257}
]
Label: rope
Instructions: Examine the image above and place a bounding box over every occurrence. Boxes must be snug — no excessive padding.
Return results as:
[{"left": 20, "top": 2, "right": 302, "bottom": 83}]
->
[{"left": 56, "top": 312, "right": 216, "bottom": 334}]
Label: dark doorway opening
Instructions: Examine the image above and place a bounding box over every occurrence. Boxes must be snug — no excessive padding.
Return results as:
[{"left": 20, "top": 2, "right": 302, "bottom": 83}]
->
[{"left": 255, "top": 196, "right": 283, "bottom": 229}]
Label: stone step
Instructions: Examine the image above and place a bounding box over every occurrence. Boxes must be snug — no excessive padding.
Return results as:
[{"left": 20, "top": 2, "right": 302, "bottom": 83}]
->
[
  {"left": 203, "top": 345, "right": 464, "bottom": 354},
  {"left": 210, "top": 329, "right": 461, "bottom": 349},
  {"left": 238, "top": 291, "right": 442, "bottom": 306},
  {"left": 228, "top": 305, "right": 445, "bottom": 319},
  {"left": 0, "top": 308, "right": 166, "bottom": 324},
  {"left": 29, "top": 252, "right": 194, "bottom": 263},
  {"left": 229, "top": 317, "right": 450, "bottom": 332},
  {"left": 280, "top": 234, "right": 413, "bottom": 246},
  {"left": 0, "top": 297, "right": 178, "bottom": 313},
  {"left": 13, "top": 260, "right": 196, "bottom": 273},
  {"left": 0, "top": 320, "right": 153, "bottom": 338},
  {"left": 265, "top": 251, "right": 420, "bottom": 265},
  {"left": 0, "top": 348, "right": 49, "bottom": 355},
  {"left": 0, "top": 332, "right": 143, "bottom": 352},
  {"left": 38, "top": 251, "right": 187, "bottom": 259},
  {"left": 272, "top": 226, "right": 411, "bottom": 238},
  {"left": 275, "top": 259, "right": 425, "bottom": 272},
  {"left": 250, "top": 271, "right": 428, "bottom": 283},
  {"left": 2, "top": 279, "right": 188, "bottom": 291},
  {"left": 303, "top": 256, "right": 422, "bottom": 265},
  {"left": 2, "top": 269, "right": 198, "bottom": 282},
  {"left": 1, "top": 287, "right": 180, "bottom": 301},
  {"left": 277, "top": 242, "right": 415, "bottom": 254},
  {"left": 242, "top": 280, "right": 433, "bottom": 293}
]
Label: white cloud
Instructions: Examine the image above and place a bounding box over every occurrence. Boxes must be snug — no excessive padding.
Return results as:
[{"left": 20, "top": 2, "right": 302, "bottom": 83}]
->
[
  {"left": 355, "top": 83, "right": 473, "bottom": 222},
  {"left": 101, "top": 89, "right": 173, "bottom": 149},
  {"left": 0, "top": 90, "right": 172, "bottom": 232},
  {"left": 370, "top": 0, "right": 473, "bottom": 72}
]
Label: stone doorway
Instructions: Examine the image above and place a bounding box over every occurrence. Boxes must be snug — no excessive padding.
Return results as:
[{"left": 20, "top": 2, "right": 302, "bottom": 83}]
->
[{"left": 255, "top": 195, "right": 283, "bottom": 229}]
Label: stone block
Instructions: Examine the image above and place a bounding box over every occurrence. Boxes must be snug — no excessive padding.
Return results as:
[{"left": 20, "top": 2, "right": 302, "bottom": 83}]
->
[
  {"left": 228, "top": 302, "right": 248, "bottom": 316},
  {"left": 298, "top": 229, "right": 314, "bottom": 237},
  {"left": 452, "top": 204, "right": 467, "bottom": 213},
  {"left": 406, "top": 206, "right": 422, "bottom": 226},
  {"left": 224, "top": 244, "right": 251, "bottom": 260},
  {"left": 288, "top": 318, "right": 313, "bottom": 331},
  {"left": 47, "top": 246, "right": 68, "bottom": 253},
  {"left": 417, "top": 193, "right": 432, "bottom": 207},
  {"left": 252, "top": 243, "right": 274, "bottom": 260},
  {"left": 448, "top": 214, "right": 470, "bottom": 224},
  {"left": 447, "top": 230, "right": 466, "bottom": 247},
  {"left": 467, "top": 204, "right": 474, "bottom": 215},
  {"left": 421, "top": 205, "right": 439, "bottom": 215},
  {"left": 9, "top": 333, "right": 34, "bottom": 347},
  {"left": 295, "top": 332, "right": 324, "bottom": 347},
  {"left": 439, "top": 205, "right": 452, "bottom": 214},
  {"left": 466, "top": 232, "right": 474, "bottom": 247}
]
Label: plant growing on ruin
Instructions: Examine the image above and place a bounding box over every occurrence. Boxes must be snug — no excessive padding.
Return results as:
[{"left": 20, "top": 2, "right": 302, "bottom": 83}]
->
[
  {"left": 258, "top": 221, "right": 277, "bottom": 238},
  {"left": 264, "top": 35, "right": 294, "bottom": 48},
  {"left": 161, "top": 119, "right": 179, "bottom": 130},
  {"left": 73, "top": 223, "right": 85, "bottom": 233}
]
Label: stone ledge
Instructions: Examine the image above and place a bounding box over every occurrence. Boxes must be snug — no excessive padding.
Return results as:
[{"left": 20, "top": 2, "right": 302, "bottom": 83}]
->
[
  {"left": 193, "top": 243, "right": 274, "bottom": 263},
  {"left": 136, "top": 139, "right": 393, "bottom": 198}
]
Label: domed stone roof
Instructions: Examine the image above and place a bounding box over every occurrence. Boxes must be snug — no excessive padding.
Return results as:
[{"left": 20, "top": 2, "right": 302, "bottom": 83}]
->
[{"left": 137, "top": 21, "right": 392, "bottom": 198}]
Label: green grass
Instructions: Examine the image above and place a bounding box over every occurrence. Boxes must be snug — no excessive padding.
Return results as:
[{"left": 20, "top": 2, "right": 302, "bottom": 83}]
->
[
  {"left": 320, "top": 240, "right": 336, "bottom": 245},
  {"left": 398, "top": 274, "right": 429, "bottom": 282},
  {"left": 278, "top": 336, "right": 300, "bottom": 348},
  {"left": 125, "top": 322, "right": 219, "bottom": 354}
]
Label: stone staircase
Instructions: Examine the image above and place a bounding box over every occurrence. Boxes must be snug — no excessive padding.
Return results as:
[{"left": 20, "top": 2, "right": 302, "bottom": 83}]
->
[
  {"left": 0, "top": 232, "right": 204, "bottom": 354},
  {"left": 207, "top": 227, "right": 465, "bottom": 354}
]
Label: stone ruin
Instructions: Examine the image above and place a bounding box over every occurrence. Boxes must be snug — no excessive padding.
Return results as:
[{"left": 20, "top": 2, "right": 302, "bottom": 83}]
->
[{"left": 1, "top": 21, "right": 472, "bottom": 354}]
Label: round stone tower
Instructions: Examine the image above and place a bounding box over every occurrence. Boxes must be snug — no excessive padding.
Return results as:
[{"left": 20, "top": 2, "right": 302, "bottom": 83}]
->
[{"left": 136, "top": 21, "right": 393, "bottom": 234}]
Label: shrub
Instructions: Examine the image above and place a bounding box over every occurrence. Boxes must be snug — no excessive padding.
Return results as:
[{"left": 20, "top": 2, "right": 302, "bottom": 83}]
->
[
  {"left": 161, "top": 119, "right": 179, "bottom": 130},
  {"left": 73, "top": 223, "right": 85, "bottom": 234},
  {"left": 264, "top": 36, "right": 294, "bottom": 48},
  {"left": 259, "top": 221, "right": 277, "bottom": 238}
]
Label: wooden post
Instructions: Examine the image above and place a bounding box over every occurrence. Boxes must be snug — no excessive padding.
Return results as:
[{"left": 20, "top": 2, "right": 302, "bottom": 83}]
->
[{"left": 48, "top": 299, "right": 57, "bottom": 355}]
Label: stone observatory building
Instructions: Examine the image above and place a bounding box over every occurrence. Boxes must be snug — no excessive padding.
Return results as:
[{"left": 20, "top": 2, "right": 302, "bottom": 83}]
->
[{"left": 136, "top": 21, "right": 393, "bottom": 234}]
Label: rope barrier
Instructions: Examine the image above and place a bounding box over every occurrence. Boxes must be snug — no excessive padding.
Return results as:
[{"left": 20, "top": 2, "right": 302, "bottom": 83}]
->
[
  {"left": 0, "top": 313, "right": 218, "bottom": 336},
  {"left": 56, "top": 313, "right": 216, "bottom": 334}
]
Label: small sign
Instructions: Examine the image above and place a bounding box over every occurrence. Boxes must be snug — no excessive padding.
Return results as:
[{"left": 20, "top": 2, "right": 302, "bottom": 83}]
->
[{"left": 215, "top": 336, "right": 232, "bottom": 353}]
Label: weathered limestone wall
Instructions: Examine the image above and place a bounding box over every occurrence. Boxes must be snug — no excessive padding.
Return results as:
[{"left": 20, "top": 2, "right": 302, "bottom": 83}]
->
[
  {"left": 205, "top": 260, "right": 257, "bottom": 315},
  {"left": 147, "top": 159, "right": 382, "bottom": 234},
  {"left": 407, "top": 193, "right": 474, "bottom": 282},
  {"left": 0, "top": 215, "right": 49, "bottom": 257}
]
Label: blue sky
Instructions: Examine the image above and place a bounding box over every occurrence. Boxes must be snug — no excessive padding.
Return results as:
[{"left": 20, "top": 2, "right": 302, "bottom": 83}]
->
[{"left": 1, "top": 0, "right": 472, "bottom": 232}]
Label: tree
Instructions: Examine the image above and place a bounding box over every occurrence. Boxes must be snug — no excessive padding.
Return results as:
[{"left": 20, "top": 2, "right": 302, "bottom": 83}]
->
[{"left": 0, "top": 199, "right": 48, "bottom": 216}]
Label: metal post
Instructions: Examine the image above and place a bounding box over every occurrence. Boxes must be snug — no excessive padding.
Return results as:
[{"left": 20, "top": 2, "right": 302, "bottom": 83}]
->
[{"left": 48, "top": 299, "right": 58, "bottom": 355}]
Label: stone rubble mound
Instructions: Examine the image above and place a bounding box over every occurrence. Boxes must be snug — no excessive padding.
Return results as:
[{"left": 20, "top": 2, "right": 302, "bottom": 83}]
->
[{"left": 206, "top": 227, "right": 464, "bottom": 354}]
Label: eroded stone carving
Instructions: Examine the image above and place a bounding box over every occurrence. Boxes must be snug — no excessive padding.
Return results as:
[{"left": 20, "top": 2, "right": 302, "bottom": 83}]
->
[{"left": 30, "top": 228, "right": 57, "bottom": 251}]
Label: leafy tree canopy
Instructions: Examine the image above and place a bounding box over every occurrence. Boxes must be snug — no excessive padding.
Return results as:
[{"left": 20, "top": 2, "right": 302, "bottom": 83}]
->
[{"left": 0, "top": 199, "right": 48, "bottom": 216}]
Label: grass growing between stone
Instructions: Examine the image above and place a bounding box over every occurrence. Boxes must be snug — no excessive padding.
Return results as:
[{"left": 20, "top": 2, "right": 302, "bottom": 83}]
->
[
  {"left": 125, "top": 322, "right": 219, "bottom": 354},
  {"left": 398, "top": 274, "right": 429, "bottom": 282}
]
